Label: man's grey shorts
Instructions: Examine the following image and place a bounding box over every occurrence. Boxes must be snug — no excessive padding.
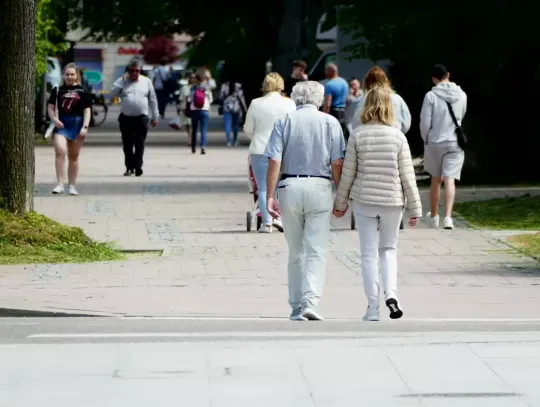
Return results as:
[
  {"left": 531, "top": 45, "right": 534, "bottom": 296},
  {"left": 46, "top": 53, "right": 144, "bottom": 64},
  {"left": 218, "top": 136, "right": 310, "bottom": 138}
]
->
[{"left": 424, "top": 142, "right": 464, "bottom": 180}]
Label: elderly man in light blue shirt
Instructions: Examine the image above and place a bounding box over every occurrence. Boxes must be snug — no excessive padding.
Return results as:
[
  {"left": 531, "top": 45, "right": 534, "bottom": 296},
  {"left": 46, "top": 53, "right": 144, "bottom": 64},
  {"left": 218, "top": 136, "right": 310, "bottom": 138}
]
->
[{"left": 264, "top": 81, "right": 346, "bottom": 321}]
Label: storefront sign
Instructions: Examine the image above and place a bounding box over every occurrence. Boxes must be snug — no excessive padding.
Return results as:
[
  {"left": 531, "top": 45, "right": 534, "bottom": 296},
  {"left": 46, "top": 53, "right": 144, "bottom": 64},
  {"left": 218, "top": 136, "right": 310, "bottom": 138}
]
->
[
  {"left": 117, "top": 47, "right": 141, "bottom": 55},
  {"left": 85, "top": 70, "right": 103, "bottom": 85}
]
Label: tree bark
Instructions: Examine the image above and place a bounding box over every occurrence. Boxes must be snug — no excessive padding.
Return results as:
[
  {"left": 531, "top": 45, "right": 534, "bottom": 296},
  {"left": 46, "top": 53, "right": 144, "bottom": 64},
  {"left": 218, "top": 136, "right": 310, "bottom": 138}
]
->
[{"left": 0, "top": 0, "right": 37, "bottom": 214}]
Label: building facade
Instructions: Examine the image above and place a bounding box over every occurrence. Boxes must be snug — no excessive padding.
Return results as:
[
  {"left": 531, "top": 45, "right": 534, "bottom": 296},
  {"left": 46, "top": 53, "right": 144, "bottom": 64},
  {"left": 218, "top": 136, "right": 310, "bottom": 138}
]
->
[{"left": 66, "top": 29, "right": 192, "bottom": 92}]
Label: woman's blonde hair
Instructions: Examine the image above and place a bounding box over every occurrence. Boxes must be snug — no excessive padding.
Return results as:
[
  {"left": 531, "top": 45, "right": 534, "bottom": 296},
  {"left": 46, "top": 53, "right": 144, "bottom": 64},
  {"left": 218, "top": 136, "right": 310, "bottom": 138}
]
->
[
  {"left": 360, "top": 87, "right": 394, "bottom": 126},
  {"left": 262, "top": 72, "right": 284, "bottom": 93},
  {"left": 62, "top": 63, "right": 80, "bottom": 84}
]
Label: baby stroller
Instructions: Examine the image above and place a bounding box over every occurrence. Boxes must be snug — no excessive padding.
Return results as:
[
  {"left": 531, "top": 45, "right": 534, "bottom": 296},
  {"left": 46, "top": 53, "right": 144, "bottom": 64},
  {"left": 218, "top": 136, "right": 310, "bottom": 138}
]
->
[{"left": 246, "top": 158, "right": 263, "bottom": 232}]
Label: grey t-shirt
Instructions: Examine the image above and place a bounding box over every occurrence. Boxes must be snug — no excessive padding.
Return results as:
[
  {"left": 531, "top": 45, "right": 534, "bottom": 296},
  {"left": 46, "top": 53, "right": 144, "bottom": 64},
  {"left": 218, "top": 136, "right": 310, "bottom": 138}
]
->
[{"left": 264, "top": 105, "right": 345, "bottom": 178}]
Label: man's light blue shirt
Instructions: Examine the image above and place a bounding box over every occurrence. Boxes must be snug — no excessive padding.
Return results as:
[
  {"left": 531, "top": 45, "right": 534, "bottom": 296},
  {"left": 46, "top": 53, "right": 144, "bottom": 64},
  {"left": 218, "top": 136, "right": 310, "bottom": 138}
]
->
[{"left": 264, "top": 105, "right": 345, "bottom": 178}]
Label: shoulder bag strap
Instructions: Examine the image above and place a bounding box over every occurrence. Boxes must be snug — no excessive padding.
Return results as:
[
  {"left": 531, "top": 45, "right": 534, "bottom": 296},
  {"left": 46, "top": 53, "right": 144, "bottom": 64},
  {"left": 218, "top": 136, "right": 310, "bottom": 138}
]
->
[{"left": 445, "top": 101, "right": 459, "bottom": 128}]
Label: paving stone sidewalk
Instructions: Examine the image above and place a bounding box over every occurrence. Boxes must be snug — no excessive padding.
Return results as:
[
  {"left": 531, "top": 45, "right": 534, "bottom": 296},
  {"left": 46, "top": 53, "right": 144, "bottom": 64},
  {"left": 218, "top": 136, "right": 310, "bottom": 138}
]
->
[{"left": 0, "top": 131, "right": 539, "bottom": 318}]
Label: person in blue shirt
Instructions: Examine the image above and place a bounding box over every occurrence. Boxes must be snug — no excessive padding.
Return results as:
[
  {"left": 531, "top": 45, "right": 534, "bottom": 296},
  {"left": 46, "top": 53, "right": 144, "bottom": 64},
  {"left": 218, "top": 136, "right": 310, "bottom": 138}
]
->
[{"left": 322, "top": 64, "right": 350, "bottom": 140}]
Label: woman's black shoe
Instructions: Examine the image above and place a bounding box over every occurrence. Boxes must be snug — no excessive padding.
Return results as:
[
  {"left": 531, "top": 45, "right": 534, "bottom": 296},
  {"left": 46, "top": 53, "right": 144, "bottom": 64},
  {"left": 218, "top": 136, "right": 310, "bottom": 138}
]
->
[
  {"left": 135, "top": 169, "right": 143, "bottom": 177},
  {"left": 201, "top": 149, "right": 206, "bottom": 155}
]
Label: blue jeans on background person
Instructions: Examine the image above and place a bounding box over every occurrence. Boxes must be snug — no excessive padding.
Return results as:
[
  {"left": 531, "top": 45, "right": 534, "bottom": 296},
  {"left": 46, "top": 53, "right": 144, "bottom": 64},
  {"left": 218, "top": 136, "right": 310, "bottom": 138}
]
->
[
  {"left": 250, "top": 154, "right": 273, "bottom": 226},
  {"left": 224, "top": 111, "right": 241, "bottom": 145},
  {"left": 191, "top": 109, "right": 209, "bottom": 152}
]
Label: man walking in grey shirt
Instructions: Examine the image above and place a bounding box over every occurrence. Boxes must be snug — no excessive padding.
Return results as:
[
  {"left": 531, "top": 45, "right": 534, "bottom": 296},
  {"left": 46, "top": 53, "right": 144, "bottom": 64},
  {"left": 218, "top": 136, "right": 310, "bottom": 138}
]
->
[
  {"left": 265, "top": 81, "right": 345, "bottom": 321},
  {"left": 110, "top": 60, "right": 159, "bottom": 176}
]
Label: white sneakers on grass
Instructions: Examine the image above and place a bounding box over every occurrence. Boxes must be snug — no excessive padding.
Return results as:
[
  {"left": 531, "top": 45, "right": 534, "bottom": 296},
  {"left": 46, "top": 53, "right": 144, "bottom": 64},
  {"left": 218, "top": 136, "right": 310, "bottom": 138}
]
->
[
  {"left": 52, "top": 184, "right": 78, "bottom": 196},
  {"left": 426, "top": 212, "right": 454, "bottom": 230}
]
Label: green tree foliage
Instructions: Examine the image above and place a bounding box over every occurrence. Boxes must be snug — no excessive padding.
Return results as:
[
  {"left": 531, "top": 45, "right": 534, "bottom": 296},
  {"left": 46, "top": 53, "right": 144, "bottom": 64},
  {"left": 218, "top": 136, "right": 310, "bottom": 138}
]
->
[
  {"left": 337, "top": 0, "right": 540, "bottom": 182},
  {"left": 36, "top": 0, "right": 67, "bottom": 77},
  {"left": 67, "top": 0, "right": 335, "bottom": 103}
]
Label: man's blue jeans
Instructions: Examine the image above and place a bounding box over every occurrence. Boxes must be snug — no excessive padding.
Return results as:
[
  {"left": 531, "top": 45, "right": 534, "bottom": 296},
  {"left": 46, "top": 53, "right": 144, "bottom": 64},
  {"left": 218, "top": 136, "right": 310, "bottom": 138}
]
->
[
  {"left": 223, "top": 111, "right": 240, "bottom": 144},
  {"left": 191, "top": 110, "right": 209, "bottom": 150},
  {"left": 250, "top": 154, "right": 273, "bottom": 226}
]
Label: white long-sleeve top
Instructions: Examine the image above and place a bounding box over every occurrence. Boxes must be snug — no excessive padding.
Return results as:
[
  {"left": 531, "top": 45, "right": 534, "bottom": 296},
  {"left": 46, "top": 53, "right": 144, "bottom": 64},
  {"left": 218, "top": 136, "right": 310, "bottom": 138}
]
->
[{"left": 243, "top": 92, "right": 296, "bottom": 155}]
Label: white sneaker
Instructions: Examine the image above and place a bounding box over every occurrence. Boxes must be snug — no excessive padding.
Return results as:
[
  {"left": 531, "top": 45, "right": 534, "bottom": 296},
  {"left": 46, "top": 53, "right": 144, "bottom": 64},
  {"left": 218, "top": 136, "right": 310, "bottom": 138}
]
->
[
  {"left": 226, "top": 142, "right": 232, "bottom": 147},
  {"left": 443, "top": 216, "right": 454, "bottom": 230},
  {"left": 426, "top": 212, "right": 440, "bottom": 228},
  {"left": 363, "top": 307, "right": 380, "bottom": 321},
  {"left": 258, "top": 225, "right": 272, "bottom": 234},
  {"left": 272, "top": 218, "right": 284, "bottom": 232},
  {"left": 52, "top": 184, "right": 64, "bottom": 194},
  {"left": 302, "top": 308, "right": 324, "bottom": 321},
  {"left": 68, "top": 185, "right": 78, "bottom": 196}
]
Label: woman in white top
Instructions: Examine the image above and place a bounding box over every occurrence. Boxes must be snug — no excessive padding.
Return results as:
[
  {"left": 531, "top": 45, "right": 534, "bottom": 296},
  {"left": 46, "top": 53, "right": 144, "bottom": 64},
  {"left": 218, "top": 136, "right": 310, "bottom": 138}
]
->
[
  {"left": 243, "top": 72, "right": 296, "bottom": 233},
  {"left": 333, "top": 87, "right": 422, "bottom": 322}
]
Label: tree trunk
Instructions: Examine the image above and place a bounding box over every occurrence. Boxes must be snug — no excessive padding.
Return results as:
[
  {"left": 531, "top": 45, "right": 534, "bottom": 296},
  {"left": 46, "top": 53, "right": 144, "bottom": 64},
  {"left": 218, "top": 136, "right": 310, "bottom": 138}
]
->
[
  {"left": 274, "top": 0, "right": 304, "bottom": 76},
  {"left": 274, "top": 0, "right": 328, "bottom": 78},
  {"left": 0, "top": 0, "right": 36, "bottom": 214}
]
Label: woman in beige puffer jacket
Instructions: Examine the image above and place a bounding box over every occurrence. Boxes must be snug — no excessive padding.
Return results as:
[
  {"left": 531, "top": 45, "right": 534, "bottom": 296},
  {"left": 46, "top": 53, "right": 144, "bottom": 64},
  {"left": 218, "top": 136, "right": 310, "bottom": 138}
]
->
[{"left": 333, "top": 87, "right": 422, "bottom": 322}]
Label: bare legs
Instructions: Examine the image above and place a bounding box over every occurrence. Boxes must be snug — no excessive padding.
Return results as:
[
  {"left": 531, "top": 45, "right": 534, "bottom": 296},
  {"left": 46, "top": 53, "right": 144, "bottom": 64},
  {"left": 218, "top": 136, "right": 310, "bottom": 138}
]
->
[
  {"left": 53, "top": 134, "right": 83, "bottom": 188},
  {"left": 429, "top": 176, "right": 456, "bottom": 218},
  {"left": 53, "top": 135, "right": 67, "bottom": 185},
  {"left": 67, "top": 138, "right": 83, "bottom": 185},
  {"left": 442, "top": 176, "right": 456, "bottom": 218}
]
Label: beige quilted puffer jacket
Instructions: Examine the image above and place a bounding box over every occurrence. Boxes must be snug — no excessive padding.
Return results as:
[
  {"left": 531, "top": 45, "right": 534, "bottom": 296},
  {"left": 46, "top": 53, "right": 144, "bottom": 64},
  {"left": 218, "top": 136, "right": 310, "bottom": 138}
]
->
[{"left": 334, "top": 123, "right": 422, "bottom": 218}]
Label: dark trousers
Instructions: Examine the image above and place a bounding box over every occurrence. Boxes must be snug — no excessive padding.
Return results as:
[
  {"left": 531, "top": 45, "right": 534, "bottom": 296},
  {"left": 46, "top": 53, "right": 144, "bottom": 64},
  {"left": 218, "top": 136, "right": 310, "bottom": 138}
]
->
[
  {"left": 119, "top": 113, "right": 149, "bottom": 171},
  {"left": 330, "top": 108, "right": 349, "bottom": 142},
  {"left": 155, "top": 89, "right": 168, "bottom": 118}
]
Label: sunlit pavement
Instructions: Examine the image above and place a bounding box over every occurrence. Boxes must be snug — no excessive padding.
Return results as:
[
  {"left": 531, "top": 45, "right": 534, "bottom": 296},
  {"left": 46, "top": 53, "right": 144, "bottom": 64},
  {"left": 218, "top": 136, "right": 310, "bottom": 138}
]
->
[{"left": 0, "top": 106, "right": 539, "bottom": 406}]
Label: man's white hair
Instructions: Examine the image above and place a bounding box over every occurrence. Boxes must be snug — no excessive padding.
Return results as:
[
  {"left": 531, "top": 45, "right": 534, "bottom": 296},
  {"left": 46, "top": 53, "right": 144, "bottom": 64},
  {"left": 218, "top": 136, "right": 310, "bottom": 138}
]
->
[{"left": 291, "top": 80, "right": 325, "bottom": 107}]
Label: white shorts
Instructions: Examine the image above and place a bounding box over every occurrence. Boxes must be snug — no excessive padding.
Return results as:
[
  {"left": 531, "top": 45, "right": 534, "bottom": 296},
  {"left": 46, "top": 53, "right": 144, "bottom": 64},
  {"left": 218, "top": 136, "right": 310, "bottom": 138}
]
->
[{"left": 424, "top": 142, "right": 464, "bottom": 180}]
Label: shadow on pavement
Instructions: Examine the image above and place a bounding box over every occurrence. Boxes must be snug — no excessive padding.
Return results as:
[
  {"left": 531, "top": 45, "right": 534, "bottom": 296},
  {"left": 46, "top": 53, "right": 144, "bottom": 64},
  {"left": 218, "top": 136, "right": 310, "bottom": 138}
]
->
[
  {"left": 34, "top": 180, "right": 249, "bottom": 196},
  {"left": 35, "top": 140, "right": 250, "bottom": 148}
]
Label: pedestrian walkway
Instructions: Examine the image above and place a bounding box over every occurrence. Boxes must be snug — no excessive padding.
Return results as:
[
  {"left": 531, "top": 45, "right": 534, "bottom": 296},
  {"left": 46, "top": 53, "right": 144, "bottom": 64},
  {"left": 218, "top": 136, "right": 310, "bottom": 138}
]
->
[
  {"left": 3, "top": 328, "right": 540, "bottom": 406},
  {"left": 0, "top": 131, "right": 539, "bottom": 318}
]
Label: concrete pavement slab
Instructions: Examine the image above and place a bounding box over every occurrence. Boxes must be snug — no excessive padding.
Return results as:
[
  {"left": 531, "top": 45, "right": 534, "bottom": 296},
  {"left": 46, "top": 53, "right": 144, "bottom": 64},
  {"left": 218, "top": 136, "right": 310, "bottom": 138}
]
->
[
  {"left": 0, "top": 127, "right": 539, "bottom": 318},
  {"left": 1, "top": 335, "right": 539, "bottom": 406}
]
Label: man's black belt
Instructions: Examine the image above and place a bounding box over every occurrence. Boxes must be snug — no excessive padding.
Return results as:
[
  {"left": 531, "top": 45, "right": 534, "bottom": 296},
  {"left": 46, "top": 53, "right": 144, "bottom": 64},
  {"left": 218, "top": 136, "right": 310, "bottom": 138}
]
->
[
  {"left": 280, "top": 174, "right": 331, "bottom": 181},
  {"left": 330, "top": 107, "right": 346, "bottom": 111}
]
